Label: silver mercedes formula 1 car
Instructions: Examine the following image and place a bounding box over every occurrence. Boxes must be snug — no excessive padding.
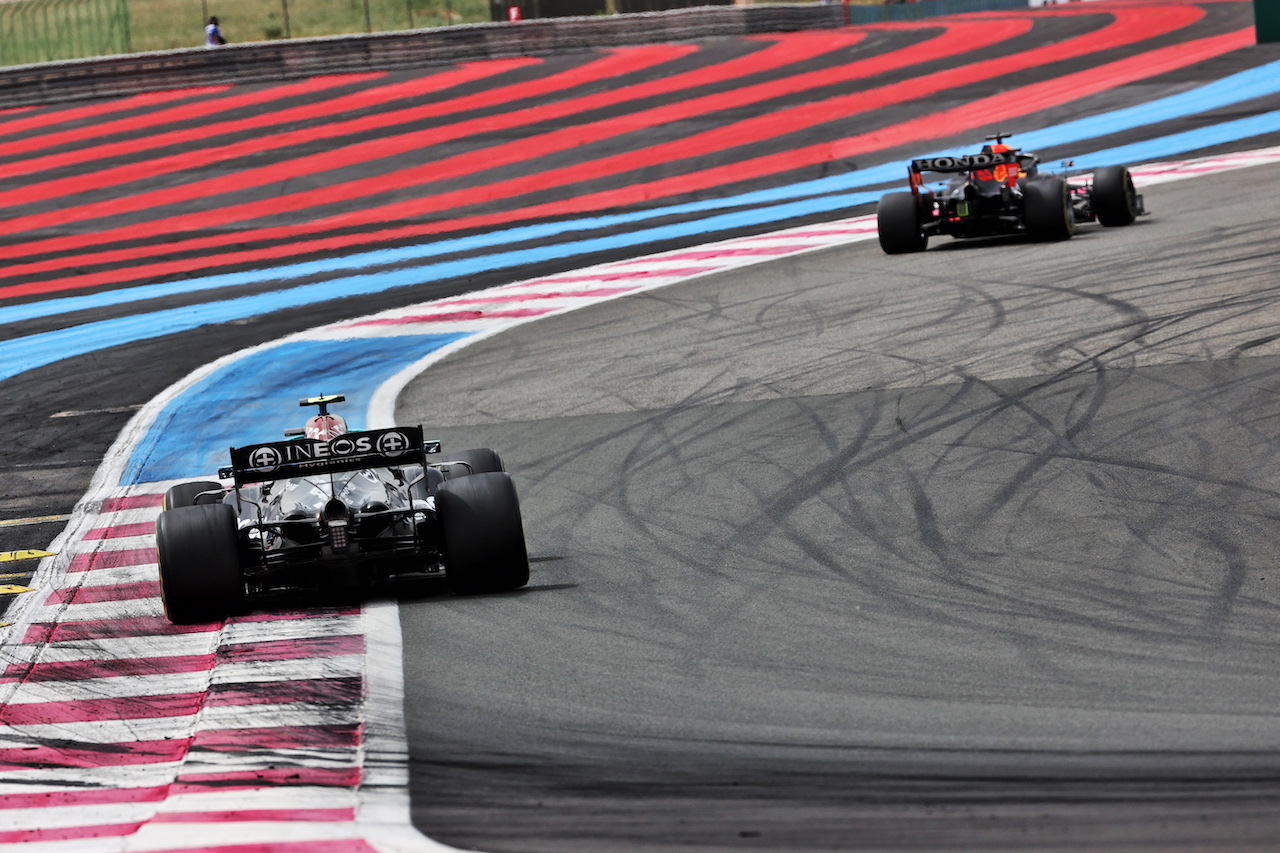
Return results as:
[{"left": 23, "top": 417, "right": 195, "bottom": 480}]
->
[{"left": 154, "top": 394, "right": 529, "bottom": 624}]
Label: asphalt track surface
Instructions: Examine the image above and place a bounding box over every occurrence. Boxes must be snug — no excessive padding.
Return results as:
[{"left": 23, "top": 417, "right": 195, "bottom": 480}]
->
[{"left": 395, "top": 164, "right": 1280, "bottom": 851}]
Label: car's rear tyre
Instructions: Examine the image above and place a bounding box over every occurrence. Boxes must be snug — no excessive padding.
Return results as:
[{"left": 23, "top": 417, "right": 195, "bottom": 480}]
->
[
  {"left": 444, "top": 448, "right": 505, "bottom": 478},
  {"left": 1091, "top": 165, "right": 1138, "bottom": 227},
  {"left": 1024, "top": 178, "right": 1075, "bottom": 241},
  {"left": 163, "top": 480, "right": 224, "bottom": 511},
  {"left": 437, "top": 472, "right": 529, "bottom": 595},
  {"left": 156, "top": 503, "right": 246, "bottom": 624},
  {"left": 877, "top": 192, "right": 928, "bottom": 254}
]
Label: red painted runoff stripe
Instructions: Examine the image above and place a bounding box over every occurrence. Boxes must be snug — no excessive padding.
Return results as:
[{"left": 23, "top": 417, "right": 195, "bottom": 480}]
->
[
  {"left": 67, "top": 546, "right": 157, "bottom": 572},
  {"left": 0, "top": 28, "right": 883, "bottom": 244},
  {"left": 0, "top": 25, "right": 899, "bottom": 290},
  {"left": 651, "top": 245, "right": 817, "bottom": 260},
  {"left": 2, "top": 653, "right": 216, "bottom": 682},
  {"left": 217, "top": 634, "right": 365, "bottom": 662},
  {"left": 0, "top": 43, "right": 698, "bottom": 248},
  {"left": 0, "top": 692, "right": 205, "bottom": 725},
  {"left": 0, "top": 822, "right": 143, "bottom": 844},
  {"left": 0, "top": 86, "right": 232, "bottom": 137},
  {"left": 23, "top": 615, "right": 215, "bottom": 643},
  {"left": 100, "top": 493, "right": 166, "bottom": 512},
  {"left": 0, "top": 5, "right": 1182, "bottom": 289},
  {"left": 348, "top": 307, "right": 555, "bottom": 326},
  {"left": 171, "top": 766, "right": 362, "bottom": 791},
  {"left": 194, "top": 723, "right": 361, "bottom": 751},
  {"left": 0, "top": 73, "right": 384, "bottom": 165},
  {"left": 438, "top": 287, "right": 639, "bottom": 304},
  {"left": 20, "top": 607, "right": 356, "bottom": 645},
  {"left": 83, "top": 521, "right": 155, "bottom": 539},
  {"left": 150, "top": 808, "right": 358, "bottom": 823},
  {"left": 0, "top": 57, "right": 537, "bottom": 197},
  {"left": 146, "top": 840, "right": 379, "bottom": 853},
  {"left": 0, "top": 31, "right": 870, "bottom": 273},
  {"left": 45, "top": 579, "right": 160, "bottom": 604},
  {"left": 0, "top": 737, "right": 192, "bottom": 770},
  {"left": 0, "top": 785, "right": 168, "bottom": 809}
]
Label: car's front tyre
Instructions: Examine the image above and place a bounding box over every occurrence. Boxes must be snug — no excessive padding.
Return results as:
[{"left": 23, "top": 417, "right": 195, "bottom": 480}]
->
[
  {"left": 1092, "top": 165, "right": 1139, "bottom": 227},
  {"left": 443, "top": 448, "right": 505, "bottom": 478}
]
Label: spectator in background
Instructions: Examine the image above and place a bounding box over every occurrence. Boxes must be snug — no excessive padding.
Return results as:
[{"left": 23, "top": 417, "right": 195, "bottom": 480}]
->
[{"left": 205, "top": 16, "right": 227, "bottom": 46}]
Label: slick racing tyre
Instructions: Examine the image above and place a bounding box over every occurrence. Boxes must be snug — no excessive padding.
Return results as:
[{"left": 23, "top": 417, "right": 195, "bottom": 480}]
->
[
  {"left": 156, "top": 503, "right": 247, "bottom": 624},
  {"left": 1092, "top": 165, "right": 1139, "bottom": 227},
  {"left": 445, "top": 448, "right": 505, "bottom": 478},
  {"left": 877, "top": 192, "right": 928, "bottom": 254},
  {"left": 437, "top": 472, "right": 530, "bottom": 595},
  {"left": 162, "top": 480, "right": 225, "bottom": 511},
  {"left": 1024, "top": 178, "right": 1075, "bottom": 241}
]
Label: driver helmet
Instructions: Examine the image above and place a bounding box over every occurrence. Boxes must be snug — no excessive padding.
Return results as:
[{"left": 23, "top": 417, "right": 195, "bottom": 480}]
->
[{"left": 305, "top": 413, "right": 348, "bottom": 441}]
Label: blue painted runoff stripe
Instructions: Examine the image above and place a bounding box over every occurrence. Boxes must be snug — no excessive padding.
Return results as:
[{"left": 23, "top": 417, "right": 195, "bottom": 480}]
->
[
  {"left": 0, "top": 189, "right": 885, "bottom": 385},
  {"left": 122, "top": 333, "right": 468, "bottom": 484},
  {"left": 5, "top": 56, "right": 1280, "bottom": 332},
  {"left": 1069, "top": 110, "right": 1280, "bottom": 170}
]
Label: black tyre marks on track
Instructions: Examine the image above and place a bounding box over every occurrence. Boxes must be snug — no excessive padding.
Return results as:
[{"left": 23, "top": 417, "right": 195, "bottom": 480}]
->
[{"left": 395, "top": 165, "right": 1280, "bottom": 851}]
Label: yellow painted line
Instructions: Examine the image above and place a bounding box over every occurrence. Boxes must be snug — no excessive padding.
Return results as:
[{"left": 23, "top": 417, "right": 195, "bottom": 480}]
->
[
  {"left": 0, "top": 514, "right": 70, "bottom": 528},
  {"left": 0, "top": 584, "right": 36, "bottom": 596},
  {"left": 0, "top": 549, "right": 55, "bottom": 563}
]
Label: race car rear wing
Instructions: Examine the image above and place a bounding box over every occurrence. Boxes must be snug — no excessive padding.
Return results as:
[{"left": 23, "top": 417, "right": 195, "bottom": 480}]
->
[
  {"left": 909, "top": 151, "right": 1020, "bottom": 175},
  {"left": 220, "top": 426, "right": 441, "bottom": 486}
]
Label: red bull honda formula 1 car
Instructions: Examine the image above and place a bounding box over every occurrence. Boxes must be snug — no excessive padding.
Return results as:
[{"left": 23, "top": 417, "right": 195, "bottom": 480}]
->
[
  {"left": 876, "top": 134, "right": 1146, "bottom": 254},
  {"left": 154, "top": 394, "right": 529, "bottom": 624}
]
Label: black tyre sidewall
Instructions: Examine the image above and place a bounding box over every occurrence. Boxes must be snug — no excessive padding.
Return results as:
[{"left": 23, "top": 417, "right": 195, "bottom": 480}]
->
[
  {"left": 156, "top": 503, "right": 246, "bottom": 624},
  {"left": 877, "top": 192, "right": 928, "bottom": 254},
  {"left": 1092, "top": 165, "right": 1137, "bottom": 227},
  {"left": 436, "top": 472, "right": 529, "bottom": 595},
  {"left": 1024, "top": 179, "right": 1075, "bottom": 241}
]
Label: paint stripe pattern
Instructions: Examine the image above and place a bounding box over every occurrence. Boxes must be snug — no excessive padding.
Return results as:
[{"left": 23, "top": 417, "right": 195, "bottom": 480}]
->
[
  {"left": 0, "top": 0, "right": 1263, "bottom": 316},
  {"left": 4, "top": 146, "right": 1280, "bottom": 848}
]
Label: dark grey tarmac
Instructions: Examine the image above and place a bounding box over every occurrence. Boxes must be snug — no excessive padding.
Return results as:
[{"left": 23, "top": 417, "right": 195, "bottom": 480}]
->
[{"left": 396, "top": 163, "right": 1280, "bottom": 851}]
